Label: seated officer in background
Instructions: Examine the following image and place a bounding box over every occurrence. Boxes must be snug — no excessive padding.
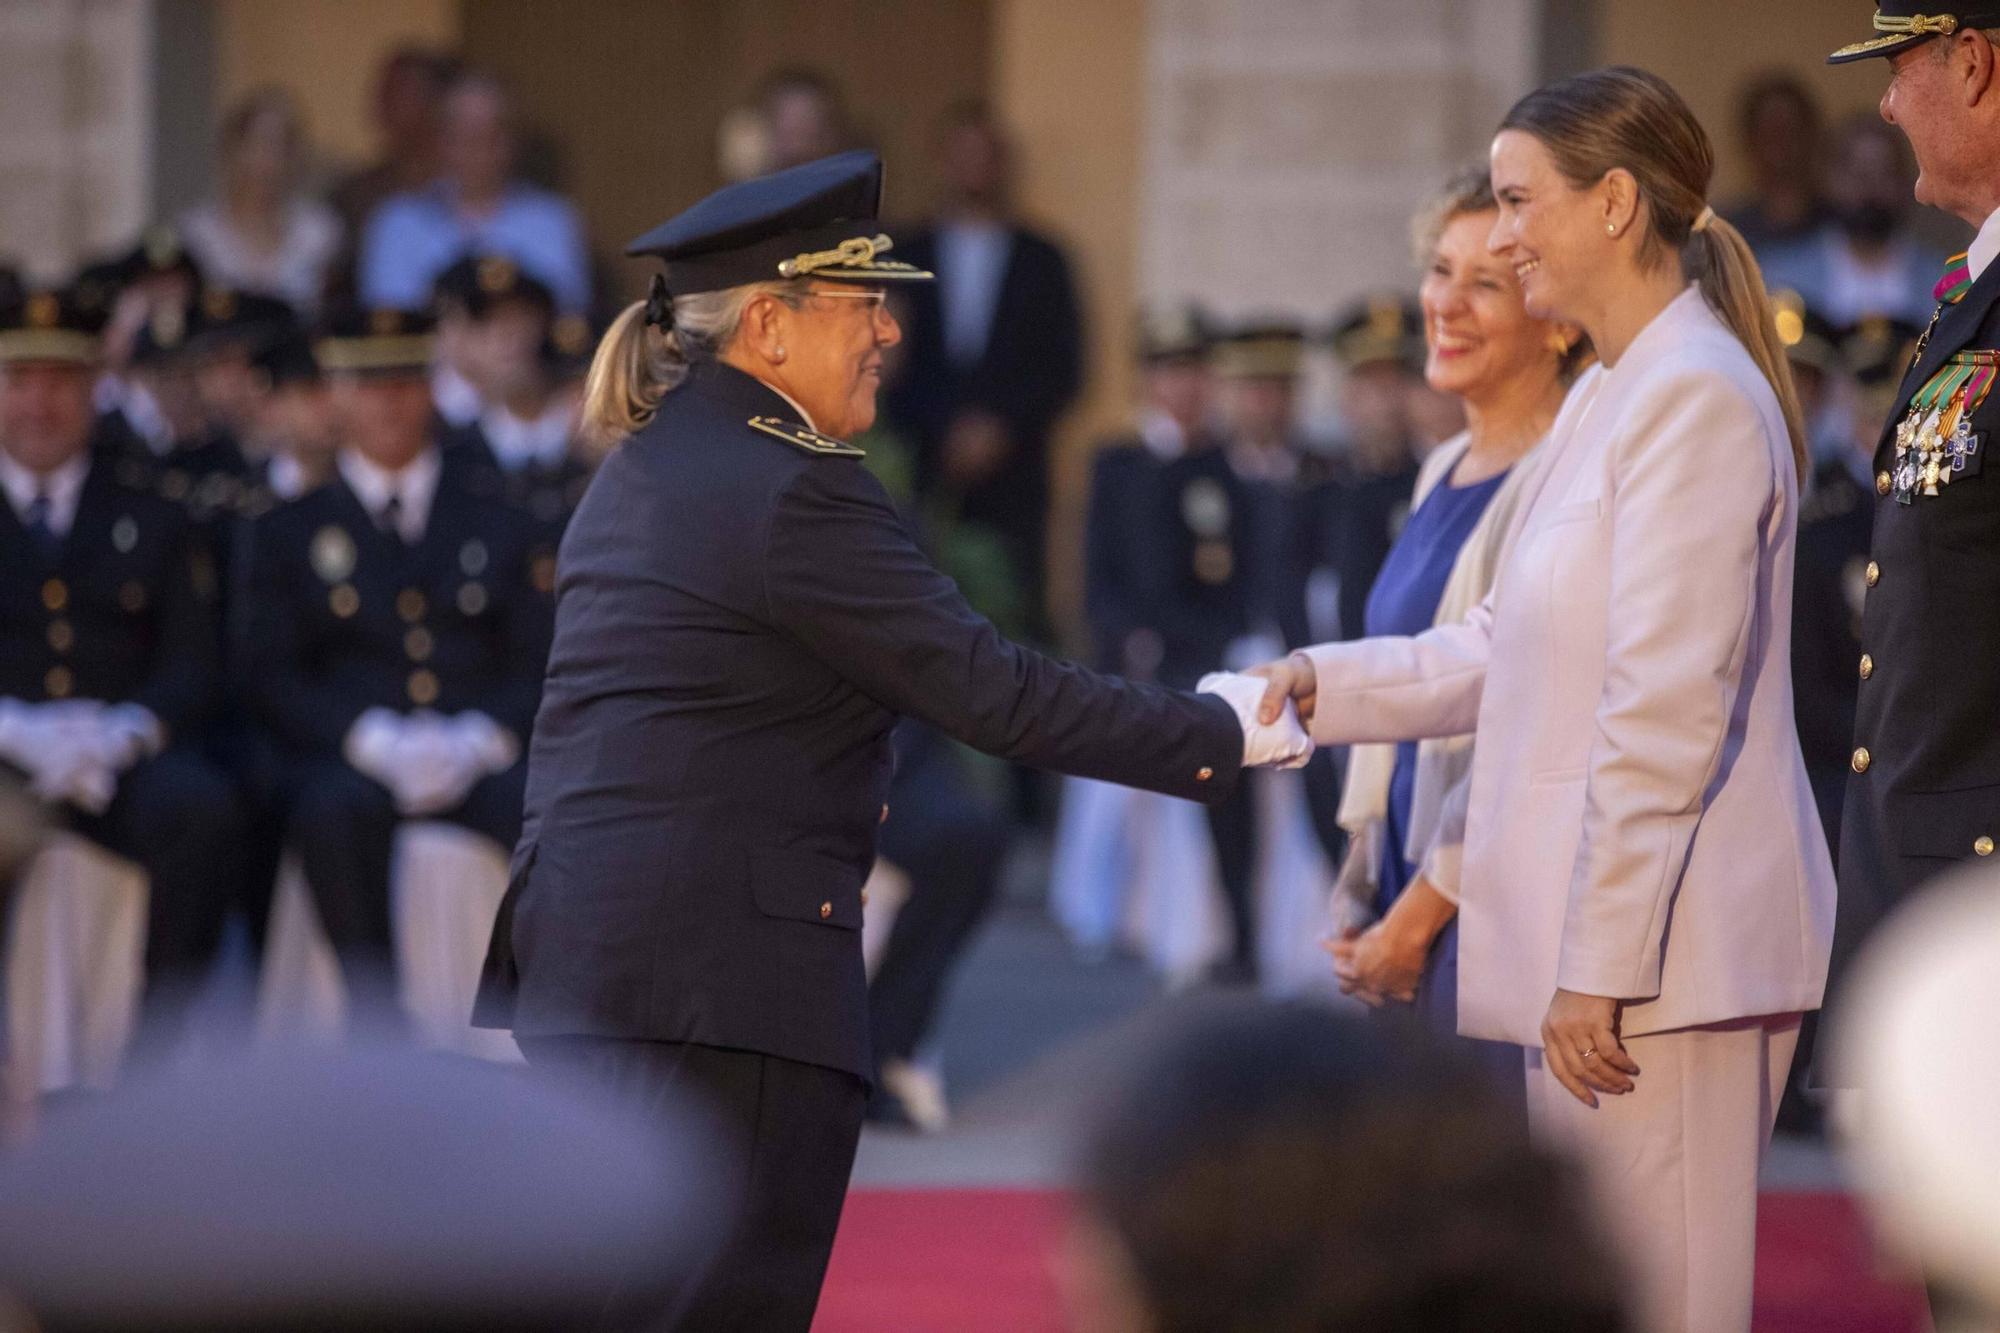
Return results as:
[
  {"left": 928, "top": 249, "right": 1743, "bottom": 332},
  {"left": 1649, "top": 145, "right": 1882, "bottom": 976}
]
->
[
  {"left": 0, "top": 285, "right": 244, "bottom": 1042},
  {"left": 238, "top": 306, "right": 549, "bottom": 1002},
  {"left": 433, "top": 254, "right": 593, "bottom": 551}
]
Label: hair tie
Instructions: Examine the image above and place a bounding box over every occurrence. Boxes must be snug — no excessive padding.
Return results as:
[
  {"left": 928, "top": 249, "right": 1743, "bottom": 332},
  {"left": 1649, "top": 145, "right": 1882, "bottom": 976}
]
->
[
  {"left": 1692, "top": 205, "right": 1717, "bottom": 235},
  {"left": 644, "top": 274, "right": 675, "bottom": 331}
]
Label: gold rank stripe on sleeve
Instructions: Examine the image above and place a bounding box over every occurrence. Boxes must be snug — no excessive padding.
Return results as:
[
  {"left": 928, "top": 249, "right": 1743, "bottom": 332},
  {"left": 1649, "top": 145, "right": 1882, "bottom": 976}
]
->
[{"left": 746, "top": 416, "right": 866, "bottom": 458}]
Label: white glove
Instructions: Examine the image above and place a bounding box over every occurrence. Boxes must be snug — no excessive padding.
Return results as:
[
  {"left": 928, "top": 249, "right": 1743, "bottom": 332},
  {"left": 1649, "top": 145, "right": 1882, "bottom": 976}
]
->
[
  {"left": 345, "top": 709, "right": 451, "bottom": 815},
  {"left": 343, "top": 709, "right": 518, "bottom": 817},
  {"left": 0, "top": 699, "right": 126, "bottom": 814},
  {"left": 1198, "top": 671, "right": 1314, "bottom": 770}
]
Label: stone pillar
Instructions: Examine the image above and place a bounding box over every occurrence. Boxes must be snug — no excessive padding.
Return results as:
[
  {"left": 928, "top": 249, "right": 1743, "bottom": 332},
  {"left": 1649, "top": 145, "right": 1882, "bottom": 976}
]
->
[
  {"left": 0, "top": 0, "right": 153, "bottom": 281},
  {"left": 1141, "top": 0, "right": 1540, "bottom": 326}
]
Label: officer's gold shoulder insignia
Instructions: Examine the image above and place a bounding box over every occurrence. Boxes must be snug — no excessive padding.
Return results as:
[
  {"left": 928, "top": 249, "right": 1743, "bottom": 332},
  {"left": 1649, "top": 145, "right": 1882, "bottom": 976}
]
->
[{"left": 746, "top": 416, "right": 865, "bottom": 458}]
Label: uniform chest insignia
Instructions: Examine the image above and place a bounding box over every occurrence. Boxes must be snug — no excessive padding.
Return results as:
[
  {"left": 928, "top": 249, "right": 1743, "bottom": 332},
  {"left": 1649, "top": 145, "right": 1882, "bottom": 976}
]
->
[
  {"left": 311, "top": 525, "right": 357, "bottom": 583},
  {"left": 746, "top": 415, "right": 865, "bottom": 458},
  {"left": 111, "top": 515, "right": 138, "bottom": 553},
  {"left": 1893, "top": 351, "right": 1995, "bottom": 504},
  {"left": 1180, "top": 477, "right": 1232, "bottom": 536}
]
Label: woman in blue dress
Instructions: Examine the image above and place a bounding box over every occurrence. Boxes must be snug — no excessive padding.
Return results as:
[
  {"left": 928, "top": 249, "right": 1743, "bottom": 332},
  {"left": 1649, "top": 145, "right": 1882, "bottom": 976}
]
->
[{"left": 1326, "top": 168, "right": 1586, "bottom": 1080}]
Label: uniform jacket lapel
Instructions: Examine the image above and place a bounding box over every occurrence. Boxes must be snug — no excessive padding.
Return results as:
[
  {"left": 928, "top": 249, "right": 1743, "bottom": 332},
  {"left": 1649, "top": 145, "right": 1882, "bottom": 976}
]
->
[{"left": 1880, "top": 261, "right": 2000, "bottom": 459}]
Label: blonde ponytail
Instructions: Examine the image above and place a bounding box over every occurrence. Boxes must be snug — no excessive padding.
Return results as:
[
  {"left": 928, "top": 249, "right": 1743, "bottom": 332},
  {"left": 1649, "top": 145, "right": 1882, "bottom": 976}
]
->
[
  {"left": 578, "top": 278, "right": 810, "bottom": 447},
  {"left": 1687, "top": 215, "right": 1808, "bottom": 481},
  {"left": 580, "top": 300, "right": 677, "bottom": 446}
]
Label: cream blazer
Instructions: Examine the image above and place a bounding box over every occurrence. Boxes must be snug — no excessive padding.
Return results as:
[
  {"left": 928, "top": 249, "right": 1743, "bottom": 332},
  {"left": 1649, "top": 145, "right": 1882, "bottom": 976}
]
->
[
  {"left": 1303, "top": 288, "right": 1836, "bottom": 1046},
  {"left": 1331, "top": 431, "right": 1545, "bottom": 928}
]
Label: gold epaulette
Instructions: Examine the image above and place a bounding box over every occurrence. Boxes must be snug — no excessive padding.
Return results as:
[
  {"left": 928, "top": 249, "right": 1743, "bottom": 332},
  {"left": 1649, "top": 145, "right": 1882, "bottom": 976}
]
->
[{"left": 746, "top": 415, "right": 865, "bottom": 458}]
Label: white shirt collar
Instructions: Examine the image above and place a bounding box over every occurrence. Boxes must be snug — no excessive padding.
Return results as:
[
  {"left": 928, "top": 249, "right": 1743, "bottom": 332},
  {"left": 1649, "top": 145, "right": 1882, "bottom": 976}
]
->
[
  {"left": 338, "top": 445, "right": 442, "bottom": 544},
  {"left": 768, "top": 383, "right": 819, "bottom": 433},
  {"left": 1968, "top": 205, "right": 2000, "bottom": 284},
  {"left": 0, "top": 449, "right": 91, "bottom": 539},
  {"left": 480, "top": 400, "right": 577, "bottom": 471}
]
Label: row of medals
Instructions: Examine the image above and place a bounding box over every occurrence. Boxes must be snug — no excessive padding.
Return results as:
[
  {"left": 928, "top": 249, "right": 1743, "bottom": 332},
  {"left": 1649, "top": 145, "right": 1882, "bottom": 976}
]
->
[{"left": 1892, "top": 399, "right": 1981, "bottom": 504}]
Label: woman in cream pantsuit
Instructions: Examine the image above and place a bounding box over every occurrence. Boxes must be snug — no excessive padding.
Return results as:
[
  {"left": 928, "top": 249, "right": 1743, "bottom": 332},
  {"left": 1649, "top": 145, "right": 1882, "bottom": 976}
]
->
[{"left": 1254, "top": 68, "right": 1836, "bottom": 1333}]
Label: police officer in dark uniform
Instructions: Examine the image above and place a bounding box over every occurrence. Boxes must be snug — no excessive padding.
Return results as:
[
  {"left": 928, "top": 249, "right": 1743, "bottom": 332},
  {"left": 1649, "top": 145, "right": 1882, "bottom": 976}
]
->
[
  {"left": 1826, "top": 6, "right": 2000, "bottom": 1022},
  {"left": 473, "top": 152, "right": 1304, "bottom": 1330},
  {"left": 0, "top": 284, "right": 244, "bottom": 1041},
  {"left": 239, "top": 306, "right": 549, "bottom": 1001},
  {"left": 432, "top": 254, "right": 595, "bottom": 554}
]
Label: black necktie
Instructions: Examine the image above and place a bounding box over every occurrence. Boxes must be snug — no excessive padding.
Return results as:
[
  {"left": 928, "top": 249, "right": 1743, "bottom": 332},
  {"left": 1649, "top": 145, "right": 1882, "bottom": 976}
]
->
[
  {"left": 23, "top": 490, "right": 58, "bottom": 560},
  {"left": 379, "top": 492, "right": 405, "bottom": 545}
]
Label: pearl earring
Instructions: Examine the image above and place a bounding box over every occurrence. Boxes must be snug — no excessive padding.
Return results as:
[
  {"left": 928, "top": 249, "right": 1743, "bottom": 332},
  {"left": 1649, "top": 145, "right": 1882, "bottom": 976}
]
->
[
  {"left": 775, "top": 345, "right": 786, "bottom": 361},
  {"left": 1606, "top": 223, "right": 1617, "bottom": 236}
]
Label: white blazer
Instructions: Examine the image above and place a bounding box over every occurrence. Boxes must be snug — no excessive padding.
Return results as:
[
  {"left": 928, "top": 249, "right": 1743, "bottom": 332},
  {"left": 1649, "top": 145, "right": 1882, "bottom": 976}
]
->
[{"left": 1303, "top": 287, "right": 1836, "bottom": 1046}]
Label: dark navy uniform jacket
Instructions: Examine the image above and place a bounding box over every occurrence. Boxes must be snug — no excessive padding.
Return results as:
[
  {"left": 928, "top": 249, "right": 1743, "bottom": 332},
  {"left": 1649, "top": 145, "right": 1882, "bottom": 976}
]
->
[
  {"left": 0, "top": 455, "right": 219, "bottom": 732},
  {"left": 1834, "top": 263, "right": 2000, "bottom": 1000},
  {"left": 475, "top": 361, "right": 1243, "bottom": 1080},
  {"left": 237, "top": 453, "right": 550, "bottom": 759}
]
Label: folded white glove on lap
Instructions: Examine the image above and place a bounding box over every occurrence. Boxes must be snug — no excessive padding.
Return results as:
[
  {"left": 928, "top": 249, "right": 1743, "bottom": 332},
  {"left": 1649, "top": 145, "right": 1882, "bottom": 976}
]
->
[
  {"left": 344, "top": 708, "right": 519, "bottom": 817},
  {"left": 0, "top": 698, "right": 162, "bottom": 815},
  {"left": 1197, "top": 671, "right": 1314, "bottom": 770}
]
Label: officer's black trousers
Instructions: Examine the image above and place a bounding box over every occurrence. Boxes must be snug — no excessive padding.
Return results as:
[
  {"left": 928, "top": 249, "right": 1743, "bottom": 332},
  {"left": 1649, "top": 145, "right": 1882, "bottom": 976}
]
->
[
  {"left": 65, "top": 748, "right": 245, "bottom": 1037},
  {"left": 288, "top": 758, "right": 526, "bottom": 979},
  {"left": 519, "top": 1034, "right": 867, "bottom": 1333}
]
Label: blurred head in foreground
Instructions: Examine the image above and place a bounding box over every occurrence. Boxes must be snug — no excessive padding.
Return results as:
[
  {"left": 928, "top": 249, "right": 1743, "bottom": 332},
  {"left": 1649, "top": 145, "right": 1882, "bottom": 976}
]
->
[
  {"left": 0, "top": 1044, "right": 730, "bottom": 1331},
  {"left": 1066, "top": 1000, "right": 1629, "bottom": 1333},
  {"left": 1832, "top": 860, "right": 2000, "bottom": 1329}
]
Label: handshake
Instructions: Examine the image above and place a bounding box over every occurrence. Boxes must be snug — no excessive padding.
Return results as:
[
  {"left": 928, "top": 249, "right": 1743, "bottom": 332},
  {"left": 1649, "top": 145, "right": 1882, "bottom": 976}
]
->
[
  {"left": 344, "top": 708, "right": 520, "bottom": 816},
  {"left": 1198, "top": 662, "right": 1315, "bottom": 770},
  {"left": 0, "top": 697, "right": 164, "bottom": 815}
]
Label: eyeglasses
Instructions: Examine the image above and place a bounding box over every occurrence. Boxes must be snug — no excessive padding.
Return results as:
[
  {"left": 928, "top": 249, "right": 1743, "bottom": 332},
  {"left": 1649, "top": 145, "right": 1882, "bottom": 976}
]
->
[{"left": 800, "top": 288, "right": 891, "bottom": 314}]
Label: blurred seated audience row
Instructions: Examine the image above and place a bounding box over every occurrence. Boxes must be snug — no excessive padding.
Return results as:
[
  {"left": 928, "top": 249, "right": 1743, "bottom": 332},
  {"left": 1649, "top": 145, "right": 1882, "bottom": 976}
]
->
[{"left": 0, "top": 234, "right": 599, "bottom": 1074}]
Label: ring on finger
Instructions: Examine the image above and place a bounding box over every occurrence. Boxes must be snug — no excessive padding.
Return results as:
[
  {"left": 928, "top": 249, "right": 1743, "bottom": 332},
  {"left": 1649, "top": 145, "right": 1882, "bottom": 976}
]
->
[{"left": 1580, "top": 1047, "right": 1598, "bottom": 1062}]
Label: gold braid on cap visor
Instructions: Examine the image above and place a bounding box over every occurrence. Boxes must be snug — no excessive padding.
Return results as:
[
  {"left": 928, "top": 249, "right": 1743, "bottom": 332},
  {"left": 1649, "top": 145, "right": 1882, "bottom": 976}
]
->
[
  {"left": 1875, "top": 12, "right": 1961, "bottom": 35},
  {"left": 778, "top": 234, "right": 896, "bottom": 279}
]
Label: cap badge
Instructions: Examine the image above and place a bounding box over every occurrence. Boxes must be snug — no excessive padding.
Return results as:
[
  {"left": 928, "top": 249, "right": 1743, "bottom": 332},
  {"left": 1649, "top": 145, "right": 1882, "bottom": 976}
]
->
[
  {"left": 1368, "top": 299, "right": 1404, "bottom": 339},
  {"left": 370, "top": 309, "right": 403, "bottom": 336},
  {"left": 477, "top": 257, "right": 516, "bottom": 293},
  {"left": 25, "top": 293, "right": 58, "bottom": 329},
  {"left": 150, "top": 304, "right": 186, "bottom": 348}
]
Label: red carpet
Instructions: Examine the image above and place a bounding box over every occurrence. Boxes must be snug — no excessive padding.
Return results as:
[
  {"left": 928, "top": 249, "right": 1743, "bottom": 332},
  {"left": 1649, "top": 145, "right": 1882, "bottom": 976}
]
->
[{"left": 814, "top": 1189, "right": 1926, "bottom": 1332}]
